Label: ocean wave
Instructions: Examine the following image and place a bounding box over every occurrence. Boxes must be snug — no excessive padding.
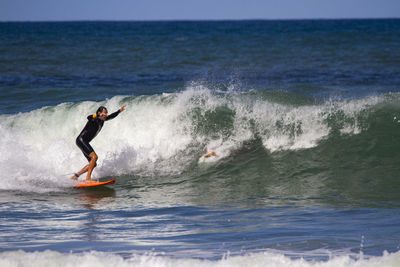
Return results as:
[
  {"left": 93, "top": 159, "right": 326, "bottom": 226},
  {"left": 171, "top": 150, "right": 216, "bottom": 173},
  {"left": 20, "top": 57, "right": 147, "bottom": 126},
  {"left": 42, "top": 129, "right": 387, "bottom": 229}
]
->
[{"left": 0, "top": 86, "right": 399, "bottom": 192}]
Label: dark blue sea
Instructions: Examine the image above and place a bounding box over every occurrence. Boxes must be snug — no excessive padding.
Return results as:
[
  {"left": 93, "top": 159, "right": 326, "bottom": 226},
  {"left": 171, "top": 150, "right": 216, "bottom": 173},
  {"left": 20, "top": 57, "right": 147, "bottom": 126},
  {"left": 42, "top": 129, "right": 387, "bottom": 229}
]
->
[{"left": 1, "top": 20, "right": 400, "bottom": 266}]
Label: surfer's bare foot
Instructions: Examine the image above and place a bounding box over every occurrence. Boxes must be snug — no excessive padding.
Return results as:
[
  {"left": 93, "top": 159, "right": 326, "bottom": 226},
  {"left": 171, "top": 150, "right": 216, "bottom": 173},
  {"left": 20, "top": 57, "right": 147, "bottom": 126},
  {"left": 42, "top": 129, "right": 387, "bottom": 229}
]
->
[
  {"left": 85, "top": 179, "right": 97, "bottom": 184},
  {"left": 70, "top": 173, "right": 79, "bottom": 180}
]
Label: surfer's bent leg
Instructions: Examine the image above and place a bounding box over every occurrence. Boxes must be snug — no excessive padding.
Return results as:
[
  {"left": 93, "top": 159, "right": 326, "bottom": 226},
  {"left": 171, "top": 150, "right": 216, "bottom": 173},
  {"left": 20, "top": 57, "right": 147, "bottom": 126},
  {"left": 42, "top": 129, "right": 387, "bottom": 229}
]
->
[
  {"left": 86, "top": 152, "right": 98, "bottom": 182},
  {"left": 71, "top": 136, "right": 97, "bottom": 181}
]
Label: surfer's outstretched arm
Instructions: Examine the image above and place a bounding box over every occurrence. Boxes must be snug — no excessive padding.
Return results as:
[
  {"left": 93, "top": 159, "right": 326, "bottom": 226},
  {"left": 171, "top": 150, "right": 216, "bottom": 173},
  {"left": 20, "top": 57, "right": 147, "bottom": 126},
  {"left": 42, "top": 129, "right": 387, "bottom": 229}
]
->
[{"left": 106, "top": 104, "right": 127, "bottom": 121}]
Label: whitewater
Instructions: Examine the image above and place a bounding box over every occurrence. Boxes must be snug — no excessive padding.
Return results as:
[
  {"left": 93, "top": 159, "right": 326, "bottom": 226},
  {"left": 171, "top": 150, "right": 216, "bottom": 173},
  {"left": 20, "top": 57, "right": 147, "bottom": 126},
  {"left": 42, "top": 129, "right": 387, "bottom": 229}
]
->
[
  {"left": 1, "top": 250, "right": 400, "bottom": 267},
  {"left": 0, "top": 86, "right": 385, "bottom": 193}
]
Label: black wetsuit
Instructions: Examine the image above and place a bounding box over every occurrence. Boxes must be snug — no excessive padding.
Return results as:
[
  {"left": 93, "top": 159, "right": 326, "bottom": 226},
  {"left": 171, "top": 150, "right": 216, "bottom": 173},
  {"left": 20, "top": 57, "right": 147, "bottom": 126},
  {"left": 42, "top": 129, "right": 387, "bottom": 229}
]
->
[{"left": 76, "top": 110, "right": 120, "bottom": 161}]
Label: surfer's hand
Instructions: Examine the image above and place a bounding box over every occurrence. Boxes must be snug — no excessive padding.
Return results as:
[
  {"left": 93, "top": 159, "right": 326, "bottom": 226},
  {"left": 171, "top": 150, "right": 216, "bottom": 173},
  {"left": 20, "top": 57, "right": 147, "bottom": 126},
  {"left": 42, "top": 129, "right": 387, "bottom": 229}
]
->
[{"left": 120, "top": 104, "right": 127, "bottom": 112}]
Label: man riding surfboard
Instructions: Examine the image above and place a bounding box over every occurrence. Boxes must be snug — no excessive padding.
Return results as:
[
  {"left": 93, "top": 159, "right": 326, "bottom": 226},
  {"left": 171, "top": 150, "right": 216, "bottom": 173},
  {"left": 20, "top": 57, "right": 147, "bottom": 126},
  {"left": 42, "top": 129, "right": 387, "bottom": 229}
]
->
[{"left": 71, "top": 104, "right": 126, "bottom": 183}]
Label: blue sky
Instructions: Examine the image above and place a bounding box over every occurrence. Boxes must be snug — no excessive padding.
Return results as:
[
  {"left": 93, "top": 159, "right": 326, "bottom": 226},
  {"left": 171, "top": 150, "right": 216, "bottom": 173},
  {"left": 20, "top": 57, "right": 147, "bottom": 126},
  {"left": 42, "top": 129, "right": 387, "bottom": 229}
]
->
[{"left": 1, "top": 0, "right": 399, "bottom": 21}]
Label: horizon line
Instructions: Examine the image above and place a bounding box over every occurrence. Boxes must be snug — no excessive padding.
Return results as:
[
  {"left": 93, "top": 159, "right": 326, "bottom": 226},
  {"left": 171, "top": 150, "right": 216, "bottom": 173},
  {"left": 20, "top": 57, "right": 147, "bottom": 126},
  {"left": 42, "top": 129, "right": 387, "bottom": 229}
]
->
[{"left": 1, "top": 17, "right": 399, "bottom": 23}]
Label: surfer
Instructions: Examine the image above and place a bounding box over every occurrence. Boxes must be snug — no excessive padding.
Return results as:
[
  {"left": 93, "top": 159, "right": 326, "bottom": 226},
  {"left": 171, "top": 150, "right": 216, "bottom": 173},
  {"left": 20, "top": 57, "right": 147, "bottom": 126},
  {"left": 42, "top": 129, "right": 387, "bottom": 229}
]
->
[{"left": 71, "top": 104, "right": 127, "bottom": 183}]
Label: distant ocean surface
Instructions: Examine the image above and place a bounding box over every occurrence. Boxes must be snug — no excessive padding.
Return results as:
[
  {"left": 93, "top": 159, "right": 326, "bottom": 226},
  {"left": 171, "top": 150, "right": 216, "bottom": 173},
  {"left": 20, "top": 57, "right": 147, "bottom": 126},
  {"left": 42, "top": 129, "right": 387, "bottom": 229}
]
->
[{"left": 1, "top": 20, "right": 400, "bottom": 266}]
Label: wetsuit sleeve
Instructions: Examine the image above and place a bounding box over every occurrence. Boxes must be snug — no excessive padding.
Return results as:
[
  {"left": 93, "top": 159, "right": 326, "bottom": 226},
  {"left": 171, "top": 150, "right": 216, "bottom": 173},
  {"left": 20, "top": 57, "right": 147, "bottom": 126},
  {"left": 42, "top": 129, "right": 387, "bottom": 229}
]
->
[{"left": 105, "top": 110, "right": 121, "bottom": 121}]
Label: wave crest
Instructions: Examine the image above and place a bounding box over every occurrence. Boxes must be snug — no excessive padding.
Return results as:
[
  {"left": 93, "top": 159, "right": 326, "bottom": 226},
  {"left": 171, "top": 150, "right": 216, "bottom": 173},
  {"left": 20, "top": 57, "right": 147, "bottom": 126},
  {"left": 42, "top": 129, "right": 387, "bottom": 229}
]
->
[{"left": 0, "top": 86, "right": 395, "bottom": 192}]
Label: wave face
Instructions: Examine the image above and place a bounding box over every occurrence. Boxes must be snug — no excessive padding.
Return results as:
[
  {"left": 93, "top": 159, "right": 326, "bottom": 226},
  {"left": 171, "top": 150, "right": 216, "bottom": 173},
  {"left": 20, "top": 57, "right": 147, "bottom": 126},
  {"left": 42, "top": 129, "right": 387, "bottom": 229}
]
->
[{"left": 1, "top": 86, "right": 400, "bottom": 202}]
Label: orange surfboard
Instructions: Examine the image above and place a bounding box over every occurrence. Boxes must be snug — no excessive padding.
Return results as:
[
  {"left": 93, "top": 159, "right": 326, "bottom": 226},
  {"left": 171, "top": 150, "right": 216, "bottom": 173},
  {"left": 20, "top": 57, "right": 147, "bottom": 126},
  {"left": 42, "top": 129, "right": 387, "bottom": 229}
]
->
[{"left": 74, "top": 179, "right": 115, "bottom": 188}]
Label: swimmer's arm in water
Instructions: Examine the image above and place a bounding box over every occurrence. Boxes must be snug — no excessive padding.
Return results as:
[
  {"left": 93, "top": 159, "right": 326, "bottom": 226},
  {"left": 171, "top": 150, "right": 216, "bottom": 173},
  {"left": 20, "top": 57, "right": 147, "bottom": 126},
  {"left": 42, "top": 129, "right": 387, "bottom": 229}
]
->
[{"left": 202, "top": 151, "right": 217, "bottom": 158}]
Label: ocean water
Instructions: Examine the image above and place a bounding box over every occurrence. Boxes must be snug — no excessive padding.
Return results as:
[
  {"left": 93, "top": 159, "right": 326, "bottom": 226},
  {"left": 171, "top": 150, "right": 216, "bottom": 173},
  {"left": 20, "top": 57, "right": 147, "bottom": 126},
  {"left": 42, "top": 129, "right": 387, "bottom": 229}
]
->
[{"left": 1, "top": 20, "right": 400, "bottom": 266}]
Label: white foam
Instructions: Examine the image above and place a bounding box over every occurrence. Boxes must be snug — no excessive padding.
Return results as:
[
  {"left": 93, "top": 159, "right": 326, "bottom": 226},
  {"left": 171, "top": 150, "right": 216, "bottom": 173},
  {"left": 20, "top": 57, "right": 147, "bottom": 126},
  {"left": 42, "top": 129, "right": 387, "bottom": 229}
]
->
[
  {"left": 0, "top": 250, "right": 399, "bottom": 267},
  {"left": 0, "top": 87, "right": 384, "bottom": 192}
]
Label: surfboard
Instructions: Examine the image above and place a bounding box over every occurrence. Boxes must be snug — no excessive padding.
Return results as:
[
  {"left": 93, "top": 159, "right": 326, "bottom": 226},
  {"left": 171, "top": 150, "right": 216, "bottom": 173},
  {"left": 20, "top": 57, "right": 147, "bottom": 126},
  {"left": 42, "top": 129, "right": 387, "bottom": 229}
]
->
[{"left": 74, "top": 179, "right": 115, "bottom": 188}]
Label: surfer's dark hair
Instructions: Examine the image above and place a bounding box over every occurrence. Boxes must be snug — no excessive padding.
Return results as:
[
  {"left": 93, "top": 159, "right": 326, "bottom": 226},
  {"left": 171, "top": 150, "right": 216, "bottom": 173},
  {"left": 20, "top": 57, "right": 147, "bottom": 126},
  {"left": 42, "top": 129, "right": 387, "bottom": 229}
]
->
[{"left": 96, "top": 106, "right": 107, "bottom": 115}]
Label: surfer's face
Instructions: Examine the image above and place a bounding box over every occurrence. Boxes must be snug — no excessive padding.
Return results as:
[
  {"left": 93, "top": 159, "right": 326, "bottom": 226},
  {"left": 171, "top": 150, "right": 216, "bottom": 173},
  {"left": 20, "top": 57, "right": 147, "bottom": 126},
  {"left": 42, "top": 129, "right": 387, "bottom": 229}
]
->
[{"left": 99, "top": 109, "right": 108, "bottom": 120}]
